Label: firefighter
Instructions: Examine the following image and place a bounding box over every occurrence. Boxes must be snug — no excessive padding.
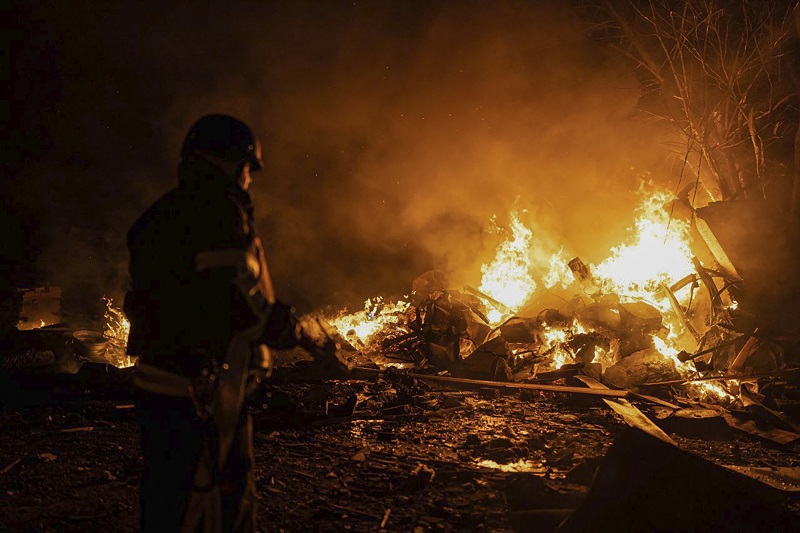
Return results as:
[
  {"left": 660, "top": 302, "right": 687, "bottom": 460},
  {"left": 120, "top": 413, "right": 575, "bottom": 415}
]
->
[{"left": 124, "top": 114, "right": 343, "bottom": 532}]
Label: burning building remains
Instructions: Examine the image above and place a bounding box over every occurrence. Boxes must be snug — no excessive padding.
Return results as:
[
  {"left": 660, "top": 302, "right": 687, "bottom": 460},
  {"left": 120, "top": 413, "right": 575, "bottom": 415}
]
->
[
  {"left": 261, "top": 182, "right": 800, "bottom": 529},
  {"left": 319, "top": 184, "right": 798, "bottom": 415}
]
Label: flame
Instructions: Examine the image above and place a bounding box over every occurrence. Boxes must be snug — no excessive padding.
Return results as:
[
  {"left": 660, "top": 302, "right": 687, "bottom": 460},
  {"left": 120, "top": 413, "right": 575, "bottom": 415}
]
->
[
  {"left": 102, "top": 297, "right": 134, "bottom": 368},
  {"left": 653, "top": 336, "right": 732, "bottom": 401},
  {"left": 312, "top": 183, "right": 734, "bottom": 403},
  {"left": 542, "top": 321, "right": 573, "bottom": 368},
  {"left": 478, "top": 211, "right": 537, "bottom": 323},
  {"left": 542, "top": 248, "right": 574, "bottom": 289},
  {"left": 593, "top": 189, "right": 695, "bottom": 312},
  {"left": 326, "top": 297, "right": 411, "bottom": 350}
]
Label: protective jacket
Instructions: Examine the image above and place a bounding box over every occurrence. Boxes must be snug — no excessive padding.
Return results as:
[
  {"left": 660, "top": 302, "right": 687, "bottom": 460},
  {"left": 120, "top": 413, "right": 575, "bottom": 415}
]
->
[
  {"left": 125, "top": 159, "right": 297, "bottom": 376},
  {"left": 126, "top": 159, "right": 295, "bottom": 532}
]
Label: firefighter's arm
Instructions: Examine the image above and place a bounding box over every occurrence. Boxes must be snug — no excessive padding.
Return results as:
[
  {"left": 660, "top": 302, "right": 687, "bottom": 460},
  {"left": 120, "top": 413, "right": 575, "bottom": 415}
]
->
[{"left": 259, "top": 303, "right": 350, "bottom": 376}]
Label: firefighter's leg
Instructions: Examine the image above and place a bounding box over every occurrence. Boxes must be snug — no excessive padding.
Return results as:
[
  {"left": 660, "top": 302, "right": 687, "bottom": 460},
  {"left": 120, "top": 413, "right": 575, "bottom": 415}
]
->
[
  {"left": 220, "top": 413, "right": 256, "bottom": 532},
  {"left": 137, "top": 393, "right": 204, "bottom": 533}
]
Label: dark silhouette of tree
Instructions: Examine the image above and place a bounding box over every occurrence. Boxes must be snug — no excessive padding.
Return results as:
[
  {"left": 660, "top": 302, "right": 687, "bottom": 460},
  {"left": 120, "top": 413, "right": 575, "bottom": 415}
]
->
[{"left": 580, "top": 0, "right": 799, "bottom": 210}]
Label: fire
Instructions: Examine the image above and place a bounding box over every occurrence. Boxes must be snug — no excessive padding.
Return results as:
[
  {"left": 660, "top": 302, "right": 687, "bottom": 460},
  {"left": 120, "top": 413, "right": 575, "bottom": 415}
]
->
[
  {"left": 653, "top": 336, "right": 732, "bottom": 401},
  {"left": 325, "top": 297, "right": 411, "bottom": 351},
  {"left": 102, "top": 297, "right": 134, "bottom": 368},
  {"left": 542, "top": 320, "right": 583, "bottom": 368},
  {"left": 592, "top": 188, "right": 695, "bottom": 311},
  {"left": 316, "top": 182, "right": 735, "bottom": 403},
  {"left": 478, "top": 211, "right": 537, "bottom": 323},
  {"left": 542, "top": 249, "right": 574, "bottom": 289}
]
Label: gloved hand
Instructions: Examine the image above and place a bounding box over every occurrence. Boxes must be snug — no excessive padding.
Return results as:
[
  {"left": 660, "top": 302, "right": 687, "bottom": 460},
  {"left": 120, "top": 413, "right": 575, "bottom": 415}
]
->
[
  {"left": 298, "top": 318, "right": 352, "bottom": 379},
  {"left": 309, "top": 340, "right": 351, "bottom": 379}
]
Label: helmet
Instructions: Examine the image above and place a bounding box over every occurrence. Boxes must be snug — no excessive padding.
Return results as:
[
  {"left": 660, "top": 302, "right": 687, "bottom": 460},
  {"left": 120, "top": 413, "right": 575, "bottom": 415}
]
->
[{"left": 181, "top": 114, "right": 263, "bottom": 171}]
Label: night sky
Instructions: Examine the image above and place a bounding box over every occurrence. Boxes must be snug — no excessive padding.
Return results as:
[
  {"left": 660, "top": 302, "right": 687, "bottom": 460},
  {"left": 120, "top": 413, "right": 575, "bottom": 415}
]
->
[{"left": 7, "top": 1, "right": 676, "bottom": 316}]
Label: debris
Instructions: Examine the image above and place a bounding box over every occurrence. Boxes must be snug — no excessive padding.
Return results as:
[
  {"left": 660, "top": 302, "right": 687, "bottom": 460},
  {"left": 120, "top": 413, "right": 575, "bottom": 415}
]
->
[
  {"left": 326, "top": 502, "right": 382, "bottom": 520},
  {"left": 72, "top": 330, "right": 109, "bottom": 362},
  {"left": 728, "top": 328, "right": 761, "bottom": 374},
  {"left": 656, "top": 408, "right": 732, "bottom": 440},
  {"left": 639, "top": 367, "right": 800, "bottom": 388},
  {"left": 740, "top": 382, "right": 800, "bottom": 434},
  {"left": 38, "top": 453, "right": 57, "bottom": 462},
  {"left": 675, "top": 334, "right": 746, "bottom": 362},
  {"left": 572, "top": 375, "right": 675, "bottom": 445},
  {"left": 404, "top": 464, "right": 436, "bottom": 491},
  {"left": 565, "top": 457, "right": 603, "bottom": 485},
  {"left": 454, "top": 337, "right": 512, "bottom": 381},
  {"left": 380, "top": 508, "right": 391, "bottom": 529},
  {"left": 1, "top": 458, "right": 22, "bottom": 475},
  {"left": 659, "top": 281, "right": 700, "bottom": 342},
  {"left": 505, "top": 474, "right": 586, "bottom": 533},
  {"left": 350, "top": 445, "right": 370, "bottom": 462},
  {"left": 498, "top": 317, "right": 541, "bottom": 344},
  {"left": 410, "top": 270, "right": 449, "bottom": 305},
  {"left": 0, "top": 349, "right": 55, "bottom": 370},
  {"left": 556, "top": 428, "right": 800, "bottom": 532},
  {"left": 478, "top": 387, "right": 500, "bottom": 400},
  {"left": 722, "top": 465, "right": 800, "bottom": 493},
  {"left": 60, "top": 426, "right": 95, "bottom": 433},
  {"left": 401, "top": 373, "right": 630, "bottom": 399},
  {"left": 721, "top": 412, "right": 800, "bottom": 445},
  {"left": 603, "top": 348, "right": 681, "bottom": 390},
  {"left": 568, "top": 257, "right": 599, "bottom": 293},
  {"left": 15, "top": 286, "right": 62, "bottom": 330}
]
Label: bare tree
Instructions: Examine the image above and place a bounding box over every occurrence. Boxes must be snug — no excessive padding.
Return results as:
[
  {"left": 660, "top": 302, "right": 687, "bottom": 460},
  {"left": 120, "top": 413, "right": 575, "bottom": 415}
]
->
[{"left": 580, "top": 0, "right": 799, "bottom": 208}]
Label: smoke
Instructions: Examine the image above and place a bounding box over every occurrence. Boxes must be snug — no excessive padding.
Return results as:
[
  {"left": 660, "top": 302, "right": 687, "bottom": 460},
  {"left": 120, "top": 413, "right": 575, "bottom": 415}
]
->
[{"left": 11, "top": 1, "right": 674, "bottom": 315}]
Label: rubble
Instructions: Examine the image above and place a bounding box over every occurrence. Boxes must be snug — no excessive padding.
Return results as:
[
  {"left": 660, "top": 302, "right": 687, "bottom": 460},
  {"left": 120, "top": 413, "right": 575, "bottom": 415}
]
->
[
  {"left": 3, "top": 195, "right": 800, "bottom": 529},
  {"left": 556, "top": 428, "right": 800, "bottom": 532}
]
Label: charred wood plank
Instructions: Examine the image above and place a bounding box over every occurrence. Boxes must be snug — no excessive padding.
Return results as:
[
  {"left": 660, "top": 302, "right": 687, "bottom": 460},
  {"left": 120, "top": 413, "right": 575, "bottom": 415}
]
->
[
  {"left": 402, "top": 372, "right": 629, "bottom": 398},
  {"left": 572, "top": 375, "right": 676, "bottom": 445}
]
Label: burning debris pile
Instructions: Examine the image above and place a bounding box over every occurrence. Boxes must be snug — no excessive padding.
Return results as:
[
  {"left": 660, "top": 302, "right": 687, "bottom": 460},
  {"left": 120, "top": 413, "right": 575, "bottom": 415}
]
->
[
  {"left": 317, "top": 185, "right": 800, "bottom": 444},
  {"left": 0, "top": 291, "right": 134, "bottom": 378}
]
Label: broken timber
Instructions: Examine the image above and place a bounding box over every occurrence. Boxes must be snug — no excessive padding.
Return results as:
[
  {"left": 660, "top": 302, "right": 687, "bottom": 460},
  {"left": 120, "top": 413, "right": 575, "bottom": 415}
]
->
[
  {"left": 356, "top": 369, "right": 630, "bottom": 398},
  {"left": 572, "top": 375, "right": 677, "bottom": 445}
]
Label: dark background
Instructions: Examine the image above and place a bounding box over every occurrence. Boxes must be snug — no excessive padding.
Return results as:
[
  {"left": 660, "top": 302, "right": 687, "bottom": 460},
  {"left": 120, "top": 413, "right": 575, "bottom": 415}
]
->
[{"left": 6, "top": 0, "right": 680, "bottom": 317}]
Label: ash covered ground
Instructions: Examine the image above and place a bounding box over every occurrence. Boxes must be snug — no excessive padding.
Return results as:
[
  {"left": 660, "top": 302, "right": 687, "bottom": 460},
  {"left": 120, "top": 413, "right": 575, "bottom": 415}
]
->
[{"left": 2, "top": 368, "right": 799, "bottom": 532}]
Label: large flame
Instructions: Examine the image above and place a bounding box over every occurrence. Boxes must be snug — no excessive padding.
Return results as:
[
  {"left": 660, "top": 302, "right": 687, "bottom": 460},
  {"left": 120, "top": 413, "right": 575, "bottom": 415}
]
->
[
  {"left": 318, "top": 183, "right": 732, "bottom": 402},
  {"left": 478, "top": 211, "right": 537, "bottom": 323},
  {"left": 593, "top": 189, "right": 695, "bottom": 311}
]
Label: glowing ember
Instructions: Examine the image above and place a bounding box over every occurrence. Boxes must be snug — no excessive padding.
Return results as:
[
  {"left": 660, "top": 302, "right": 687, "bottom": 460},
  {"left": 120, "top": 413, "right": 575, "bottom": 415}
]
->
[
  {"left": 593, "top": 188, "right": 695, "bottom": 312},
  {"left": 102, "top": 297, "right": 134, "bottom": 368},
  {"left": 478, "top": 211, "right": 537, "bottom": 323},
  {"left": 326, "top": 297, "right": 411, "bottom": 350}
]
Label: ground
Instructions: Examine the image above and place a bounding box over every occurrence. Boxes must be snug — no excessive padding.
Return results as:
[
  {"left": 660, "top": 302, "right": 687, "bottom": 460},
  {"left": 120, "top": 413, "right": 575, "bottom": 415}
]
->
[{"left": 1, "top": 372, "right": 799, "bottom": 532}]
